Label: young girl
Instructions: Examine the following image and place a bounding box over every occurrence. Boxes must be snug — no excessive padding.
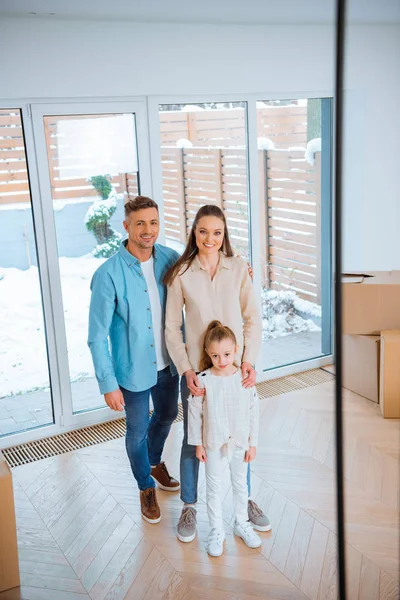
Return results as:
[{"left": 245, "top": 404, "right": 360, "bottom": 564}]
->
[{"left": 187, "top": 320, "right": 261, "bottom": 557}]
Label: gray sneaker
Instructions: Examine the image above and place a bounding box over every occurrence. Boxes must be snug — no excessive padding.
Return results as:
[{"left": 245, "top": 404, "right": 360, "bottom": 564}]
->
[
  {"left": 248, "top": 499, "right": 271, "bottom": 532},
  {"left": 177, "top": 507, "right": 197, "bottom": 543}
]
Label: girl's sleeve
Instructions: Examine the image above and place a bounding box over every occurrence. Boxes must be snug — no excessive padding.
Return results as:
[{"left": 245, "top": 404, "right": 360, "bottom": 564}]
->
[
  {"left": 165, "top": 275, "right": 192, "bottom": 375},
  {"left": 187, "top": 389, "right": 205, "bottom": 446},
  {"left": 249, "top": 388, "right": 259, "bottom": 447},
  {"left": 239, "top": 261, "right": 262, "bottom": 366}
]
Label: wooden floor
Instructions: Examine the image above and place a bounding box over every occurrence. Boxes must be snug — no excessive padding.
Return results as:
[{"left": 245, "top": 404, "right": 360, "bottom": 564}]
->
[{"left": 1, "top": 380, "right": 399, "bottom": 600}]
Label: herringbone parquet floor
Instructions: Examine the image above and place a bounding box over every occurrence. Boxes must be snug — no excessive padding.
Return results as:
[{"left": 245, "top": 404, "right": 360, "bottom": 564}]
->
[{"left": 1, "top": 379, "right": 399, "bottom": 600}]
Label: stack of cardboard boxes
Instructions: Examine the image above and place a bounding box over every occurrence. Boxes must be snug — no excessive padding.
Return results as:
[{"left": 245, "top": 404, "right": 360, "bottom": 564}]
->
[
  {"left": 342, "top": 271, "right": 400, "bottom": 418},
  {"left": 0, "top": 452, "right": 19, "bottom": 593}
]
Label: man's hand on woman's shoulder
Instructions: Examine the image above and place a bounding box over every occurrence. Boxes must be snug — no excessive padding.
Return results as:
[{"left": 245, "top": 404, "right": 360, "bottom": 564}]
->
[{"left": 236, "top": 254, "right": 253, "bottom": 281}]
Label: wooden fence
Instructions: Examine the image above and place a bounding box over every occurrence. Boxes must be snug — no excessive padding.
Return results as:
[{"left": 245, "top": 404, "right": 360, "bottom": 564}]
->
[
  {"left": 0, "top": 110, "right": 139, "bottom": 205},
  {"left": 1, "top": 106, "right": 320, "bottom": 302},
  {"left": 1, "top": 105, "right": 306, "bottom": 205},
  {"left": 159, "top": 105, "right": 307, "bottom": 148},
  {"left": 0, "top": 109, "right": 30, "bottom": 204},
  {"left": 161, "top": 146, "right": 249, "bottom": 251},
  {"left": 162, "top": 146, "right": 321, "bottom": 303},
  {"left": 263, "top": 150, "right": 321, "bottom": 302}
]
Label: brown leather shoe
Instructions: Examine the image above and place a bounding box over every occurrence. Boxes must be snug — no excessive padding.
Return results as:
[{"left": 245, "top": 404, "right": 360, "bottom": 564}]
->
[
  {"left": 140, "top": 487, "right": 161, "bottom": 524},
  {"left": 151, "top": 462, "right": 180, "bottom": 492}
]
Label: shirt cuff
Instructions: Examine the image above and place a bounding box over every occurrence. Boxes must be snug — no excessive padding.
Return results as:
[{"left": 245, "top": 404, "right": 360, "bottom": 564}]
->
[
  {"left": 188, "top": 436, "right": 203, "bottom": 446},
  {"left": 98, "top": 376, "right": 119, "bottom": 395},
  {"left": 249, "top": 436, "right": 258, "bottom": 447},
  {"left": 178, "top": 358, "right": 194, "bottom": 376}
]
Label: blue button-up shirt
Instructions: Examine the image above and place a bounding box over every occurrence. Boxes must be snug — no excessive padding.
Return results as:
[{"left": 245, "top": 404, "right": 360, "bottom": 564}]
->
[{"left": 88, "top": 241, "right": 179, "bottom": 394}]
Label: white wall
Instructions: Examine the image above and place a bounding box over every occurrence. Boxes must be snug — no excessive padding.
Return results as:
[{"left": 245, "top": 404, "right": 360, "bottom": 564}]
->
[
  {"left": 0, "top": 18, "right": 334, "bottom": 97},
  {"left": 0, "top": 17, "right": 399, "bottom": 271}
]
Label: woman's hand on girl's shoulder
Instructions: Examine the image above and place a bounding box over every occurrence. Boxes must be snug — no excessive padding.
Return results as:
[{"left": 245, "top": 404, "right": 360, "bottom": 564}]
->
[{"left": 196, "top": 445, "right": 207, "bottom": 462}]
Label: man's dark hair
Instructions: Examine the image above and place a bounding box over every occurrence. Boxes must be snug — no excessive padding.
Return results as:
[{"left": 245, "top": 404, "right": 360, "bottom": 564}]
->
[{"left": 124, "top": 196, "right": 159, "bottom": 219}]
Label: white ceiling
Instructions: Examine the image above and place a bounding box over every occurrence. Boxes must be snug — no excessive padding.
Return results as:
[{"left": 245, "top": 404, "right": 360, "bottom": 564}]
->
[{"left": 0, "top": 0, "right": 399, "bottom": 24}]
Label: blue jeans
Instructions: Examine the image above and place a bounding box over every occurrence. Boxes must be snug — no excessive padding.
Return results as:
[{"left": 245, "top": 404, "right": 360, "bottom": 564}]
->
[
  {"left": 121, "top": 367, "right": 179, "bottom": 491},
  {"left": 180, "top": 375, "right": 251, "bottom": 504}
]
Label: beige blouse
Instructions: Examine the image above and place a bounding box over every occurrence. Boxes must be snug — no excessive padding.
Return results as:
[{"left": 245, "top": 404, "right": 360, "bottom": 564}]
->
[{"left": 165, "top": 253, "right": 262, "bottom": 375}]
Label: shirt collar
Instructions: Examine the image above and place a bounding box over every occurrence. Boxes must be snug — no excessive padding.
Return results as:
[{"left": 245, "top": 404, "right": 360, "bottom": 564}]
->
[
  {"left": 191, "top": 252, "right": 231, "bottom": 272},
  {"left": 118, "top": 240, "right": 158, "bottom": 267}
]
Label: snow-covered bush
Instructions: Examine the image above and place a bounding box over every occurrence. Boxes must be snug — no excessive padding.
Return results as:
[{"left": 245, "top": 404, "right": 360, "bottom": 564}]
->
[
  {"left": 89, "top": 175, "right": 112, "bottom": 200},
  {"left": 92, "top": 231, "right": 123, "bottom": 258},
  {"left": 262, "top": 288, "right": 321, "bottom": 340},
  {"left": 84, "top": 176, "right": 121, "bottom": 258}
]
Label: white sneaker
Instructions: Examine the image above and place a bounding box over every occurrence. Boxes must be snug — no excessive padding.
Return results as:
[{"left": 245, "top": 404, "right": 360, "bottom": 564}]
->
[
  {"left": 207, "top": 528, "right": 226, "bottom": 557},
  {"left": 234, "top": 521, "right": 262, "bottom": 548}
]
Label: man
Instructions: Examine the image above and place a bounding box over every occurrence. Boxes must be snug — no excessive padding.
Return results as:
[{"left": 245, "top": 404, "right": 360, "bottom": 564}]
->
[{"left": 88, "top": 196, "right": 180, "bottom": 524}]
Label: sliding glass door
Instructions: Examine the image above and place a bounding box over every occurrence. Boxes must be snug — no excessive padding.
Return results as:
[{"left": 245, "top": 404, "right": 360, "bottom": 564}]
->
[
  {"left": 0, "top": 101, "right": 151, "bottom": 444},
  {"left": 153, "top": 96, "right": 333, "bottom": 377},
  {"left": 255, "top": 98, "right": 332, "bottom": 373},
  {"left": 0, "top": 108, "right": 54, "bottom": 437},
  {"left": 31, "top": 102, "right": 152, "bottom": 428}
]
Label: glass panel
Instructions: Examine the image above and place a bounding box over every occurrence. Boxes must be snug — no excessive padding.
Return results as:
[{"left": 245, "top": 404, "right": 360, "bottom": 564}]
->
[
  {"left": 43, "top": 113, "right": 140, "bottom": 414},
  {"left": 341, "top": 8, "right": 400, "bottom": 595},
  {"left": 158, "top": 102, "right": 250, "bottom": 260},
  {"left": 256, "top": 99, "right": 332, "bottom": 371},
  {"left": 0, "top": 109, "right": 54, "bottom": 436}
]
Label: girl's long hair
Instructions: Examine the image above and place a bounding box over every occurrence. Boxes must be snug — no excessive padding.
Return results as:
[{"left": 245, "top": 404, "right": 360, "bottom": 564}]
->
[
  {"left": 199, "top": 320, "right": 237, "bottom": 372},
  {"left": 164, "top": 204, "right": 234, "bottom": 286}
]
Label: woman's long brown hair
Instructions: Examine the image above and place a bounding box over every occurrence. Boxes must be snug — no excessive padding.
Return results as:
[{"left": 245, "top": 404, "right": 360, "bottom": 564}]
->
[
  {"left": 199, "top": 320, "right": 237, "bottom": 372},
  {"left": 164, "top": 204, "right": 234, "bottom": 286}
]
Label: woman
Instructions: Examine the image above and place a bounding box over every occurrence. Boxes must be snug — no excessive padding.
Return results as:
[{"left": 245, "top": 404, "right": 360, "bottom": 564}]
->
[{"left": 164, "top": 204, "right": 271, "bottom": 543}]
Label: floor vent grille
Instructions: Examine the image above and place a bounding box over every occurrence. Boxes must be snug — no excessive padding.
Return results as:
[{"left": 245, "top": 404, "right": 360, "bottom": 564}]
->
[
  {"left": 3, "top": 404, "right": 184, "bottom": 468},
  {"left": 256, "top": 368, "right": 334, "bottom": 399},
  {"left": 3, "top": 369, "right": 333, "bottom": 468}
]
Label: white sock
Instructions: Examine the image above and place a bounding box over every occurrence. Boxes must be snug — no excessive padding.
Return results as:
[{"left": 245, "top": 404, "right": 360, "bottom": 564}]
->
[{"left": 184, "top": 503, "right": 196, "bottom": 509}]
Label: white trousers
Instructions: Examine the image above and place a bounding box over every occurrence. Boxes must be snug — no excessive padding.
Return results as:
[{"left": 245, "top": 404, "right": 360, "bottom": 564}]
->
[{"left": 205, "top": 445, "right": 248, "bottom": 531}]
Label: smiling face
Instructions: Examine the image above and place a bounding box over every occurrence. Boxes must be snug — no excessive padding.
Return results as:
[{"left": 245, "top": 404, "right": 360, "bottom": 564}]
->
[
  {"left": 123, "top": 207, "right": 159, "bottom": 252},
  {"left": 206, "top": 338, "right": 238, "bottom": 373},
  {"left": 194, "top": 215, "right": 225, "bottom": 257}
]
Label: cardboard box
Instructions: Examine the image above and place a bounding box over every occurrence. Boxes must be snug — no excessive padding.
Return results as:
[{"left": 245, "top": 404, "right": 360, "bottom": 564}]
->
[
  {"left": 342, "top": 335, "right": 380, "bottom": 403},
  {"left": 342, "top": 271, "right": 400, "bottom": 335},
  {"left": 380, "top": 330, "right": 400, "bottom": 418},
  {"left": 0, "top": 453, "right": 20, "bottom": 592}
]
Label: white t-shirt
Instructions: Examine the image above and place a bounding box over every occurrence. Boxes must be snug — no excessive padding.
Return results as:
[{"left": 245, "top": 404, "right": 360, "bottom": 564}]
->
[{"left": 141, "top": 256, "right": 170, "bottom": 371}]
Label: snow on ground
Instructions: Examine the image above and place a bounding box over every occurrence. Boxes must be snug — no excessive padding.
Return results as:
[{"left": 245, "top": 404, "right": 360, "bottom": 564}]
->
[
  {"left": 0, "top": 255, "right": 104, "bottom": 398},
  {"left": 0, "top": 252, "right": 321, "bottom": 398}
]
